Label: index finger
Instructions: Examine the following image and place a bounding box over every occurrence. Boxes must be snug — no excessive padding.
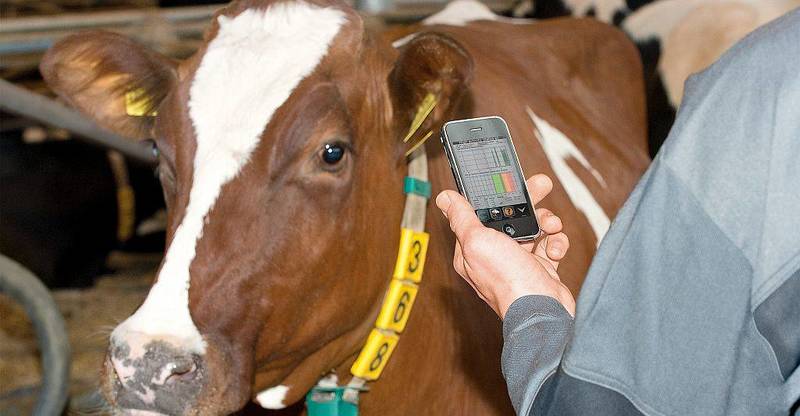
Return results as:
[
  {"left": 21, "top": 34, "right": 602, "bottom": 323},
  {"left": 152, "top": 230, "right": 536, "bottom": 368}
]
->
[{"left": 435, "top": 190, "right": 484, "bottom": 241}]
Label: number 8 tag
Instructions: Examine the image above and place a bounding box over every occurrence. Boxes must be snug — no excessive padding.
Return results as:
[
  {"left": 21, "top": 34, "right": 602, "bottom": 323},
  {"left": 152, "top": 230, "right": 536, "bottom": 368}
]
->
[
  {"left": 392, "top": 228, "right": 429, "bottom": 283},
  {"left": 350, "top": 329, "right": 400, "bottom": 380}
]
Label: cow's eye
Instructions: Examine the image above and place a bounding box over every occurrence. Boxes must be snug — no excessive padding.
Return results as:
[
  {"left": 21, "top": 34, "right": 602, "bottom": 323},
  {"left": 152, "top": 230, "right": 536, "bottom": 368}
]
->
[{"left": 321, "top": 142, "right": 346, "bottom": 165}]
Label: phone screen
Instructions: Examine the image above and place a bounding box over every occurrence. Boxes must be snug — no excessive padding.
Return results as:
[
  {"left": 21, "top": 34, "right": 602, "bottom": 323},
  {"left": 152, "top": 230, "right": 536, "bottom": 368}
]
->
[
  {"left": 443, "top": 117, "right": 540, "bottom": 239},
  {"left": 450, "top": 135, "right": 529, "bottom": 221}
]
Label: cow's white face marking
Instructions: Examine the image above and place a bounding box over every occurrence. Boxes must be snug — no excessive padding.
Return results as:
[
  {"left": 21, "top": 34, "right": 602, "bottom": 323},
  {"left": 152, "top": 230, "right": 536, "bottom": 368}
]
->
[
  {"left": 111, "top": 2, "right": 347, "bottom": 354},
  {"left": 256, "top": 385, "right": 290, "bottom": 409},
  {"left": 525, "top": 107, "right": 609, "bottom": 246}
]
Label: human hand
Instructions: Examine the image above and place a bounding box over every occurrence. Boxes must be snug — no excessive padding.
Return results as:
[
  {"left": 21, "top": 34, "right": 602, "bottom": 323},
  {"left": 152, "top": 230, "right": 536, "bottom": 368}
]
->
[{"left": 435, "top": 174, "right": 576, "bottom": 319}]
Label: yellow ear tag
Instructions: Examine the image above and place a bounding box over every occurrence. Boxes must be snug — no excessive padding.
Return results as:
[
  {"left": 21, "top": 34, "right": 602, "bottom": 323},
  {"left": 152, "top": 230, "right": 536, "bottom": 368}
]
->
[
  {"left": 402, "top": 92, "right": 437, "bottom": 143},
  {"left": 125, "top": 89, "right": 157, "bottom": 117}
]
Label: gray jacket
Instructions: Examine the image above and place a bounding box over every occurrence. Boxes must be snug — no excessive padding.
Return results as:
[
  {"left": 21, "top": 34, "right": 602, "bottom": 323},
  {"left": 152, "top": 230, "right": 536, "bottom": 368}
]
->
[{"left": 502, "top": 8, "right": 800, "bottom": 416}]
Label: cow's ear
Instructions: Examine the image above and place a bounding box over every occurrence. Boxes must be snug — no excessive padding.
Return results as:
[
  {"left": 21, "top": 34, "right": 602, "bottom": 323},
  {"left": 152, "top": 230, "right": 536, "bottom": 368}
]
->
[
  {"left": 389, "top": 32, "right": 473, "bottom": 147},
  {"left": 40, "top": 31, "right": 177, "bottom": 140}
]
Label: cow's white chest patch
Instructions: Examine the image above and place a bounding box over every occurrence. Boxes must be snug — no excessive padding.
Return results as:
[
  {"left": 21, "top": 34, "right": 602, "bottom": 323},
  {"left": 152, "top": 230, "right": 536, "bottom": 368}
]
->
[
  {"left": 111, "top": 2, "right": 347, "bottom": 354},
  {"left": 525, "top": 107, "right": 609, "bottom": 246},
  {"left": 256, "top": 385, "right": 290, "bottom": 409}
]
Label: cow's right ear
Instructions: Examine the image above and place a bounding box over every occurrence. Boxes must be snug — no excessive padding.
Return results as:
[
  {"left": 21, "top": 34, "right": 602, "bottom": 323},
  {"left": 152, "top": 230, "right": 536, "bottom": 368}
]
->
[
  {"left": 40, "top": 31, "right": 177, "bottom": 140},
  {"left": 389, "top": 32, "right": 474, "bottom": 148}
]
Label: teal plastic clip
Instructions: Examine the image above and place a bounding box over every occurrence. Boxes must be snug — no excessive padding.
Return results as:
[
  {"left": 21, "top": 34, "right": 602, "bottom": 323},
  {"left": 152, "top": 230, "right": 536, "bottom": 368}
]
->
[
  {"left": 403, "top": 176, "right": 431, "bottom": 199},
  {"left": 305, "top": 387, "right": 359, "bottom": 416}
]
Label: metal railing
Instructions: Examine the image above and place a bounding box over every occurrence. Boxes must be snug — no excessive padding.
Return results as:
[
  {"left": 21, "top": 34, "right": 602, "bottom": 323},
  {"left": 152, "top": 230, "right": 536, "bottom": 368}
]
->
[{"left": 0, "top": 1, "right": 515, "bottom": 70}]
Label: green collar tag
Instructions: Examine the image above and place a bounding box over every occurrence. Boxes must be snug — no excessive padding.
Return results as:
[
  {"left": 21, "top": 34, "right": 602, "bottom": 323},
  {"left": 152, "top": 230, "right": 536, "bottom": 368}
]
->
[
  {"left": 403, "top": 176, "right": 432, "bottom": 199},
  {"left": 306, "top": 387, "right": 359, "bottom": 416}
]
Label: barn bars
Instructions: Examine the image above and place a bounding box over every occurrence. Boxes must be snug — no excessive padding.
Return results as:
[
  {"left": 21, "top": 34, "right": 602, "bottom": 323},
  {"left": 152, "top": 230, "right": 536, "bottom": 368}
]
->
[
  {"left": 0, "top": 5, "right": 217, "bottom": 34},
  {"left": 0, "top": 1, "right": 516, "bottom": 62},
  {"left": 0, "top": 78, "right": 157, "bottom": 164},
  {"left": 0, "top": 6, "right": 215, "bottom": 61}
]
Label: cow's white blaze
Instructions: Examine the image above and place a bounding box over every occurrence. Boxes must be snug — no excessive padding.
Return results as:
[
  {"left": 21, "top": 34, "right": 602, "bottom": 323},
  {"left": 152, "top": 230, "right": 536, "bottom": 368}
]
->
[
  {"left": 111, "top": 2, "right": 347, "bottom": 354},
  {"left": 256, "top": 385, "right": 290, "bottom": 409},
  {"left": 525, "top": 107, "right": 609, "bottom": 246}
]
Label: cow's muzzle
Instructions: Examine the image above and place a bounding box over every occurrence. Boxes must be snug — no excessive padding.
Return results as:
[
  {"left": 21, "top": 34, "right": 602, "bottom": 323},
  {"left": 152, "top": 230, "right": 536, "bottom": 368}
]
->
[{"left": 107, "top": 337, "right": 204, "bottom": 415}]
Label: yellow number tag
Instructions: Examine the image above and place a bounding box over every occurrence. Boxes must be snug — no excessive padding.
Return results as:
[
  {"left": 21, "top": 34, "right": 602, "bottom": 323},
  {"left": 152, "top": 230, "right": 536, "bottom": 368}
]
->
[
  {"left": 392, "top": 228, "right": 429, "bottom": 283},
  {"left": 375, "top": 279, "right": 419, "bottom": 333},
  {"left": 125, "top": 89, "right": 157, "bottom": 117},
  {"left": 350, "top": 329, "right": 399, "bottom": 380}
]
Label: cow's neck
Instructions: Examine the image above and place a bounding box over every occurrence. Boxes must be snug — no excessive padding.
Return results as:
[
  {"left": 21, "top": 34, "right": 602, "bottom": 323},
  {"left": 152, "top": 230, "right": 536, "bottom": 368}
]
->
[
  {"left": 361, "top": 86, "right": 511, "bottom": 411},
  {"left": 360, "top": 137, "right": 512, "bottom": 414},
  {"left": 344, "top": 124, "right": 512, "bottom": 414},
  {"left": 306, "top": 98, "right": 439, "bottom": 415}
]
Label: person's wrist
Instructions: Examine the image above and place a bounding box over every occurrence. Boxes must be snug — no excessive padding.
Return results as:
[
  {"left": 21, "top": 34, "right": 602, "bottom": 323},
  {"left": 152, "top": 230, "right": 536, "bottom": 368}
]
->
[{"left": 497, "top": 280, "right": 565, "bottom": 319}]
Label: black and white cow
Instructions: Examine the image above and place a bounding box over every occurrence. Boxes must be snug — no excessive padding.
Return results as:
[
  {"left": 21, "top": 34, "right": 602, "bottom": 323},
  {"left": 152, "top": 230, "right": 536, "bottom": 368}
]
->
[{"left": 508, "top": 0, "right": 800, "bottom": 156}]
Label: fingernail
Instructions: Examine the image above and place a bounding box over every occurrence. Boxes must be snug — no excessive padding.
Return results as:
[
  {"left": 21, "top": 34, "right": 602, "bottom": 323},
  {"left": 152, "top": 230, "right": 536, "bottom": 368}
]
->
[
  {"left": 550, "top": 245, "right": 562, "bottom": 257},
  {"left": 435, "top": 192, "right": 452, "bottom": 213}
]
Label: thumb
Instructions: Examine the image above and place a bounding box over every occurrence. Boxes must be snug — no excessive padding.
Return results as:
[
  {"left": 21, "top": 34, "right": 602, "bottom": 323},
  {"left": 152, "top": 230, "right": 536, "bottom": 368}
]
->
[{"left": 436, "top": 190, "right": 482, "bottom": 239}]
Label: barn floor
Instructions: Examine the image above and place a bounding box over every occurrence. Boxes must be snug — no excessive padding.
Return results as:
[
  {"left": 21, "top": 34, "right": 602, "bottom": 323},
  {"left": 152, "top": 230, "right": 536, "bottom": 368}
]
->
[{"left": 0, "top": 252, "right": 158, "bottom": 415}]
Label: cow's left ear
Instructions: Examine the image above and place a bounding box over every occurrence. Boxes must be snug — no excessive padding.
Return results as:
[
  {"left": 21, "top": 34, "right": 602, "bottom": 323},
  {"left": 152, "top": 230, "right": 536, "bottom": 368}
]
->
[
  {"left": 389, "top": 32, "right": 474, "bottom": 148},
  {"left": 40, "top": 30, "right": 177, "bottom": 140}
]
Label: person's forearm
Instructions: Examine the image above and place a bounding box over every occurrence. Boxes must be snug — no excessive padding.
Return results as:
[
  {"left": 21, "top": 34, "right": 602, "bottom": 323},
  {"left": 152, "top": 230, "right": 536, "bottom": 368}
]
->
[{"left": 501, "top": 295, "right": 573, "bottom": 415}]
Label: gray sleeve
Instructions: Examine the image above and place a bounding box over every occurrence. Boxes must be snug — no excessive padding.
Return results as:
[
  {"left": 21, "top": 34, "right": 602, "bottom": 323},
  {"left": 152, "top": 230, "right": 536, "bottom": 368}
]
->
[{"left": 501, "top": 295, "right": 573, "bottom": 415}]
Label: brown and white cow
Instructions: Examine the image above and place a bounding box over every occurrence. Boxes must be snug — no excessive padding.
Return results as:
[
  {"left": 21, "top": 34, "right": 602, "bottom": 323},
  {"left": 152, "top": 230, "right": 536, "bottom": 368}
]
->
[{"left": 41, "top": 0, "right": 648, "bottom": 414}]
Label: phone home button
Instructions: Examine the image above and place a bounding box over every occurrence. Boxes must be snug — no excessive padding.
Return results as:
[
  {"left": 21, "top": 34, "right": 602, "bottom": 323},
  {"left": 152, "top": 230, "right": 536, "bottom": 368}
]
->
[{"left": 502, "top": 224, "right": 516, "bottom": 237}]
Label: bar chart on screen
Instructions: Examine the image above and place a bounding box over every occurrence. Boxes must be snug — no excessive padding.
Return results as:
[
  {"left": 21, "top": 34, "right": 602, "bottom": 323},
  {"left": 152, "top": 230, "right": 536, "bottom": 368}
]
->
[{"left": 458, "top": 146, "right": 518, "bottom": 197}]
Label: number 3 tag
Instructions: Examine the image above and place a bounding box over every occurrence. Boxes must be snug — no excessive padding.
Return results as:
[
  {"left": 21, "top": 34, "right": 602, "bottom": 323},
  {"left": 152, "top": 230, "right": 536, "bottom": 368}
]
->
[{"left": 392, "top": 229, "right": 429, "bottom": 283}]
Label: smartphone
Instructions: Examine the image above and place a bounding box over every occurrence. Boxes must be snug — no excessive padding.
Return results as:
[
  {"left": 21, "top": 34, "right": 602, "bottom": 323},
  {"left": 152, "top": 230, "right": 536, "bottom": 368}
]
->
[{"left": 440, "top": 116, "right": 541, "bottom": 241}]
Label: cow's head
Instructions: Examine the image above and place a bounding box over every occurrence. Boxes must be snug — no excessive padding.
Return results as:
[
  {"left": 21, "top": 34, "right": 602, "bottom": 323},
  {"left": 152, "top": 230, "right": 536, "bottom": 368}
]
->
[{"left": 42, "top": 0, "right": 472, "bottom": 414}]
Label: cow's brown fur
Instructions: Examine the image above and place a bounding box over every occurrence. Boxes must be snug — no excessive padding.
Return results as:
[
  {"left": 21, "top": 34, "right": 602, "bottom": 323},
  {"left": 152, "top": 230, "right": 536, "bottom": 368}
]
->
[{"left": 41, "top": 1, "right": 648, "bottom": 414}]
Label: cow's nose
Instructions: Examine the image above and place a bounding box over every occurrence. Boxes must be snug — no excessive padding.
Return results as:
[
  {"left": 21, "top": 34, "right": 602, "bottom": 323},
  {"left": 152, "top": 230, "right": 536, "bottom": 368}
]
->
[{"left": 108, "top": 337, "right": 204, "bottom": 414}]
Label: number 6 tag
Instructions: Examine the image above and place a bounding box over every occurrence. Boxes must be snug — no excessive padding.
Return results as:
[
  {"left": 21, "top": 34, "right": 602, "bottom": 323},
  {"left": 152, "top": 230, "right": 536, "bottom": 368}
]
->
[
  {"left": 392, "top": 228, "right": 429, "bottom": 283},
  {"left": 375, "top": 280, "right": 419, "bottom": 333}
]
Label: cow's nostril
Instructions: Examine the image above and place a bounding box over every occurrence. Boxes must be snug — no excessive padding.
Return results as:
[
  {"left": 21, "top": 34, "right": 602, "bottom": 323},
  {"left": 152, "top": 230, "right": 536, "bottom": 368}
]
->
[
  {"left": 153, "top": 356, "right": 197, "bottom": 386},
  {"left": 163, "top": 356, "right": 198, "bottom": 385},
  {"left": 171, "top": 357, "right": 195, "bottom": 374}
]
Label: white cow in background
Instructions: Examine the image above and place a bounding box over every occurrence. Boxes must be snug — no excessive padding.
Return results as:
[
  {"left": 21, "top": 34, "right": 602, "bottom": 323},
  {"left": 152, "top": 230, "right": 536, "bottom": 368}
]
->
[{"left": 509, "top": 0, "right": 800, "bottom": 155}]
